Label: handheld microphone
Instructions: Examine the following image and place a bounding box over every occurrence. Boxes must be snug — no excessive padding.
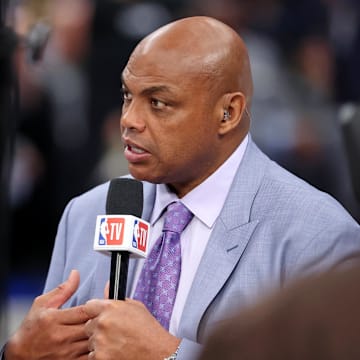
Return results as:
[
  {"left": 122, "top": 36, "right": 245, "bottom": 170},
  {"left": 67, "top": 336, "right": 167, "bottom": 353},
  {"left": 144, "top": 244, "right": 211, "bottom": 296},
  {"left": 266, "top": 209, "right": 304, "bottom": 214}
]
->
[{"left": 93, "top": 178, "right": 150, "bottom": 300}]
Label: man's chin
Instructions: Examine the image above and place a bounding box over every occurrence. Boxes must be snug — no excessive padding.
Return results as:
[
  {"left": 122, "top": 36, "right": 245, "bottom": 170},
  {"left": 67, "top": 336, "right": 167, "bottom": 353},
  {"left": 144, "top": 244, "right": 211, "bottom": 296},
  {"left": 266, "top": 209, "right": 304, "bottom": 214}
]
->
[{"left": 128, "top": 168, "right": 163, "bottom": 185}]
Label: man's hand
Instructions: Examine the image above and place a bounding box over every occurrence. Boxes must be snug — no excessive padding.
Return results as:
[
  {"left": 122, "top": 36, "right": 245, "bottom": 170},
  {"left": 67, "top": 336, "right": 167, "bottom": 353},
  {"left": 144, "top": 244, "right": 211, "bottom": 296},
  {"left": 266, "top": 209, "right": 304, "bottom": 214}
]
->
[
  {"left": 5, "top": 270, "right": 91, "bottom": 360},
  {"left": 84, "top": 298, "right": 180, "bottom": 360}
]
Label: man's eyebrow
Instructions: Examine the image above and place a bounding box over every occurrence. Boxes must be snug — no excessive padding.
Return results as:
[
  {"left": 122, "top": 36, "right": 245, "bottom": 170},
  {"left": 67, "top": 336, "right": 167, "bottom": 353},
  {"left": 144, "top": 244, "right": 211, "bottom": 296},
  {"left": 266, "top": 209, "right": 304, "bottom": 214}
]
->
[
  {"left": 121, "top": 76, "right": 175, "bottom": 96},
  {"left": 141, "top": 85, "right": 174, "bottom": 97}
]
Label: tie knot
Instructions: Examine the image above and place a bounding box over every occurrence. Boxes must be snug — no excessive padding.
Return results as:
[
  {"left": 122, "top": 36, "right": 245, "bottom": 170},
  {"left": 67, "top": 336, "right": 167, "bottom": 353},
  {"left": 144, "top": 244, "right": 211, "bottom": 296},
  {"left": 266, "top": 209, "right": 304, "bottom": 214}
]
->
[{"left": 163, "top": 202, "right": 193, "bottom": 234}]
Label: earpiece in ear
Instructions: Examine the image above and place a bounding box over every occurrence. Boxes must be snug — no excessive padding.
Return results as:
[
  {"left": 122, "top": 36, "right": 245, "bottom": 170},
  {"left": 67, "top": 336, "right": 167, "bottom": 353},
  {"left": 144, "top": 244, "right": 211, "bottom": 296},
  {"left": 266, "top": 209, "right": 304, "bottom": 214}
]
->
[{"left": 223, "top": 109, "right": 231, "bottom": 121}]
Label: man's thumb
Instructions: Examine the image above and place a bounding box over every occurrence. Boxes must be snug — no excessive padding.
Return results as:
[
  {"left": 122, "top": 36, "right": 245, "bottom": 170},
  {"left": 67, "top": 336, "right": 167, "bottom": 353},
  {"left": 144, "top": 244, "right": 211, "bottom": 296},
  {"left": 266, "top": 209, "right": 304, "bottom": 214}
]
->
[{"left": 37, "top": 269, "right": 80, "bottom": 309}]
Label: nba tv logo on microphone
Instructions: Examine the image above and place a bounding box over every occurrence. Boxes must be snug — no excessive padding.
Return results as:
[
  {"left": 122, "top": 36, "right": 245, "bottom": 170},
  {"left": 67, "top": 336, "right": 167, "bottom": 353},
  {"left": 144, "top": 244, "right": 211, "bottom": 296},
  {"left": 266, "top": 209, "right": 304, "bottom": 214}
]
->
[
  {"left": 132, "top": 219, "right": 148, "bottom": 252},
  {"left": 98, "top": 217, "right": 125, "bottom": 246},
  {"left": 94, "top": 215, "right": 150, "bottom": 258}
]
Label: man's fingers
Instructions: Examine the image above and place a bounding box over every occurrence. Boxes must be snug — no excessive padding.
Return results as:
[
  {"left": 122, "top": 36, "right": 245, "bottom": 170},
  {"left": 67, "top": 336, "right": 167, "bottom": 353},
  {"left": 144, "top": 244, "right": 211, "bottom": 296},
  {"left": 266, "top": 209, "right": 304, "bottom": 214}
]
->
[
  {"left": 61, "top": 323, "right": 89, "bottom": 343},
  {"left": 37, "top": 269, "right": 80, "bottom": 309},
  {"left": 59, "top": 305, "right": 91, "bottom": 326},
  {"left": 56, "top": 336, "right": 90, "bottom": 359},
  {"left": 73, "top": 339, "right": 91, "bottom": 358},
  {"left": 84, "top": 299, "right": 113, "bottom": 318},
  {"left": 84, "top": 318, "right": 95, "bottom": 337}
]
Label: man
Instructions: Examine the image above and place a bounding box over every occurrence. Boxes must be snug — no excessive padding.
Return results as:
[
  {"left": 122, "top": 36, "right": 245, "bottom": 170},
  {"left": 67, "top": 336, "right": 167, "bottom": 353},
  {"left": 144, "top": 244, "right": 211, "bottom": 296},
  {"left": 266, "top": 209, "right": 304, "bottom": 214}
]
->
[{"left": 3, "top": 16, "right": 360, "bottom": 360}]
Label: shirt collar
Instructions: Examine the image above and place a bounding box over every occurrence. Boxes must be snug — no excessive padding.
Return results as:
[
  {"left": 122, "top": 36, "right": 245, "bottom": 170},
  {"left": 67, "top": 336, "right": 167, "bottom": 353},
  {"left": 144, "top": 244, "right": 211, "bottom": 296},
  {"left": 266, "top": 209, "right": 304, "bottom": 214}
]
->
[{"left": 151, "top": 135, "right": 249, "bottom": 228}]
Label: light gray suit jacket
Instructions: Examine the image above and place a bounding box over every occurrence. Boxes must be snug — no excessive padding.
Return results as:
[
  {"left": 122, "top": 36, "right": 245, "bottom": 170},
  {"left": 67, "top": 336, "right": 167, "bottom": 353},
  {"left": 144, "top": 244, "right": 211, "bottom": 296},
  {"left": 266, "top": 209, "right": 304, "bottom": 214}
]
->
[{"left": 43, "top": 138, "right": 360, "bottom": 359}]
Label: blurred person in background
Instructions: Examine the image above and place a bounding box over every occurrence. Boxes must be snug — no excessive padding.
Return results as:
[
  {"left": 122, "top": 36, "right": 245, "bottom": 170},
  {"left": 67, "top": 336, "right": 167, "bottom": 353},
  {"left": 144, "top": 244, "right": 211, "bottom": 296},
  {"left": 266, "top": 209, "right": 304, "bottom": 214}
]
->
[
  {"left": 326, "top": 0, "right": 360, "bottom": 103},
  {"left": 40, "top": 0, "right": 94, "bottom": 214},
  {"left": 275, "top": 0, "right": 360, "bottom": 219},
  {"left": 9, "top": 0, "right": 95, "bottom": 277}
]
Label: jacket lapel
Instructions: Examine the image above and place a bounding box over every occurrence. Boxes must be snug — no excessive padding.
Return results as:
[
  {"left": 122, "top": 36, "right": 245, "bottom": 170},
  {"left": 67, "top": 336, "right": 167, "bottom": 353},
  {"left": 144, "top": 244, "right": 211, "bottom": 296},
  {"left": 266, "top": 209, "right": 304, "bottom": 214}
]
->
[
  {"left": 179, "top": 219, "right": 259, "bottom": 341},
  {"left": 178, "top": 138, "right": 269, "bottom": 341}
]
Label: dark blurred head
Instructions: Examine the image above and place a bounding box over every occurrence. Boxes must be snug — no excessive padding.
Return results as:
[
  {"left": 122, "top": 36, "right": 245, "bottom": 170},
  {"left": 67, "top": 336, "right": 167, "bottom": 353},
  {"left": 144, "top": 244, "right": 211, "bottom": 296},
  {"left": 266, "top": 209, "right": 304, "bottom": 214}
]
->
[{"left": 200, "top": 263, "right": 360, "bottom": 360}]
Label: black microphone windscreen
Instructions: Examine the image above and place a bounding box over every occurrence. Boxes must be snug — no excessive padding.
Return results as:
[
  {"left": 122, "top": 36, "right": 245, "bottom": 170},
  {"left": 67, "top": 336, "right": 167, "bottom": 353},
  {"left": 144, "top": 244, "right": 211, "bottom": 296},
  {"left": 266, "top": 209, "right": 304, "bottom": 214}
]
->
[{"left": 106, "top": 178, "right": 143, "bottom": 217}]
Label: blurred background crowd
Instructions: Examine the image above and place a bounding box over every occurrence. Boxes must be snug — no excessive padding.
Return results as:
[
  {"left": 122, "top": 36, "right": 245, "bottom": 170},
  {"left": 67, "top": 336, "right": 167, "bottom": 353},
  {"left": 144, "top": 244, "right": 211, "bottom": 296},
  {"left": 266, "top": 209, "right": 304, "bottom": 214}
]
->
[{"left": 1, "top": 0, "right": 360, "bottom": 342}]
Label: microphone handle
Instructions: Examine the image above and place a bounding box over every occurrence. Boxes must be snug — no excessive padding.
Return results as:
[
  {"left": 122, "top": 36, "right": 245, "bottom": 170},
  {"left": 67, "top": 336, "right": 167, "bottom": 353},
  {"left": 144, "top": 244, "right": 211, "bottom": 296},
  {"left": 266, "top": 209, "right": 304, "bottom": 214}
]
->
[{"left": 109, "top": 251, "right": 129, "bottom": 300}]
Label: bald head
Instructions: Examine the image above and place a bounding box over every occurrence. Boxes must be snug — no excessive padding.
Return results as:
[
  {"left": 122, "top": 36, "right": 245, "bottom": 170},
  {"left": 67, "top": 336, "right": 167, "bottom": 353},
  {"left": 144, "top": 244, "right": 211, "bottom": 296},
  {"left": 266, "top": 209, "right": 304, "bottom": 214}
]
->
[
  {"left": 128, "top": 16, "right": 253, "bottom": 106},
  {"left": 121, "top": 17, "right": 254, "bottom": 196}
]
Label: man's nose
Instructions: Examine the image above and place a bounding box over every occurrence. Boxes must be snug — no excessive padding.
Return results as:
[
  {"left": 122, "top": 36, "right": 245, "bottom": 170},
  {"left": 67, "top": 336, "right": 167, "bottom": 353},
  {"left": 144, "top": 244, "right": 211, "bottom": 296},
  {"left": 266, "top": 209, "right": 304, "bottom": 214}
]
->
[{"left": 120, "top": 101, "right": 146, "bottom": 132}]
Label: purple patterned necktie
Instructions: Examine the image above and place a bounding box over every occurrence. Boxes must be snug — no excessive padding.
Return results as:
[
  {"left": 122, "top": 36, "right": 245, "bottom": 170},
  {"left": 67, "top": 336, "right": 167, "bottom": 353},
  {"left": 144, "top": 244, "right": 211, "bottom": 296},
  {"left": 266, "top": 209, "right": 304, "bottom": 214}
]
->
[{"left": 133, "top": 201, "right": 193, "bottom": 330}]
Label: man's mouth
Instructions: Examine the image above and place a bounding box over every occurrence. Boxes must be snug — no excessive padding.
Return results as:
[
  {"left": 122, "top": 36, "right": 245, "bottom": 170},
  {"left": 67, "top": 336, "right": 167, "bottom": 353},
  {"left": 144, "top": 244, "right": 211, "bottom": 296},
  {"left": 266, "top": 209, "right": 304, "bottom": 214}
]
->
[{"left": 126, "top": 144, "right": 146, "bottom": 154}]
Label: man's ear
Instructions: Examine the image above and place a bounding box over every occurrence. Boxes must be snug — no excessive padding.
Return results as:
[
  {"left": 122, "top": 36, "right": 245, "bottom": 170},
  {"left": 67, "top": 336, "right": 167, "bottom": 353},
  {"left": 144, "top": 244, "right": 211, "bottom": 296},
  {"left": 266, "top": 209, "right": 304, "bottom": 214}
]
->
[{"left": 218, "top": 92, "right": 247, "bottom": 135}]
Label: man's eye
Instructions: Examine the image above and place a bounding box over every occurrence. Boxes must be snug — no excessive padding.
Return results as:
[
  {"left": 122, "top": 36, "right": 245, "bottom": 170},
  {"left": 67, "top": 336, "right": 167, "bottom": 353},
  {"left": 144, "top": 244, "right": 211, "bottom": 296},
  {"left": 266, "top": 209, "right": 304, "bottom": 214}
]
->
[
  {"left": 151, "top": 99, "right": 166, "bottom": 109},
  {"left": 122, "top": 90, "right": 132, "bottom": 101}
]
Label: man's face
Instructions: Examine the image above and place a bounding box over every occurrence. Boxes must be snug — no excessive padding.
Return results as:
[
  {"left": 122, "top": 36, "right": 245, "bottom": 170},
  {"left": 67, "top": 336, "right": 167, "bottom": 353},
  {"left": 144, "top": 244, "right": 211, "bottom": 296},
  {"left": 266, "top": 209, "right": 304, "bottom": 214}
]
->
[{"left": 120, "top": 50, "right": 223, "bottom": 197}]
